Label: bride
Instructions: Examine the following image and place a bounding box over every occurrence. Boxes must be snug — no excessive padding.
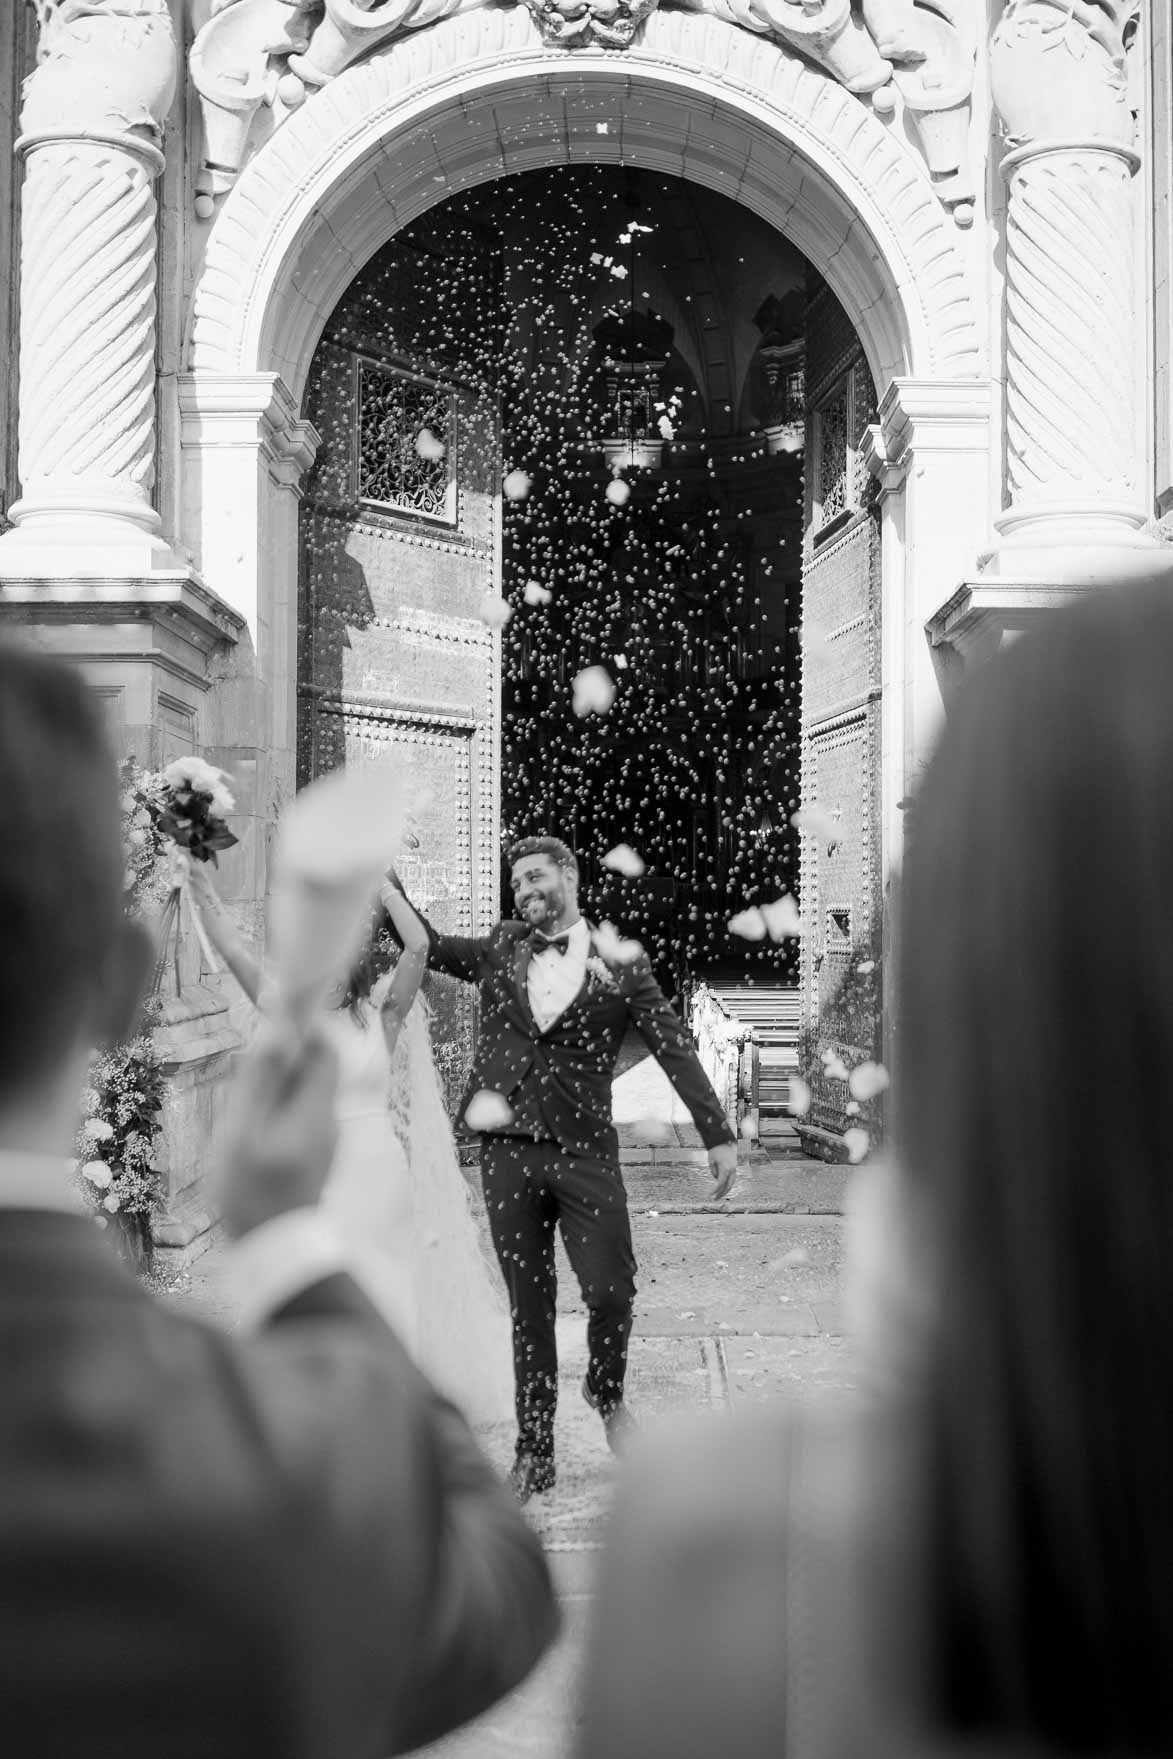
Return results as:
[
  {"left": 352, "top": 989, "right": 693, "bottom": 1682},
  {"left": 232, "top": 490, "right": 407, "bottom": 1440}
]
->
[{"left": 181, "top": 854, "right": 513, "bottom": 1427}]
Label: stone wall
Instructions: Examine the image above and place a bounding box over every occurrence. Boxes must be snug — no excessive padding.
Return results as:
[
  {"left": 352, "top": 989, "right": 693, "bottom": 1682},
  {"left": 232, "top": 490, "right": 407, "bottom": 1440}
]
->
[
  {"left": 298, "top": 229, "right": 504, "bottom": 1113},
  {"left": 797, "top": 273, "right": 883, "bottom": 1157}
]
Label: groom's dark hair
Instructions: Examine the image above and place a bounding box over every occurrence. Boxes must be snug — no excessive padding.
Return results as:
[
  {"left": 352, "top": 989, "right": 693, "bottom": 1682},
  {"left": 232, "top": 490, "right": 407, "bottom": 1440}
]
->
[
  {"left": 507, "top": 836, "right": 579, "bottom": 880},
  {"left": 0, "top": 641, "right": 149, "bottom": 1104}
]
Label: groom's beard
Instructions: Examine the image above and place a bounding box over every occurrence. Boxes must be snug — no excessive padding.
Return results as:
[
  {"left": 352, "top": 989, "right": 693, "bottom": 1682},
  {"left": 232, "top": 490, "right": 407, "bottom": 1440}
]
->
[{"left": 520, "top": 891, "right": 565, "bottom": 928}]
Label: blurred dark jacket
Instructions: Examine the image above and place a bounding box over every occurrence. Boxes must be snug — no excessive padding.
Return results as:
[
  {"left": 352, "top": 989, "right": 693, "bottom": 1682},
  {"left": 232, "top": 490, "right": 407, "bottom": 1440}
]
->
[{"left": 0, "top": 1210, "right": 558, "bottom": 1757}]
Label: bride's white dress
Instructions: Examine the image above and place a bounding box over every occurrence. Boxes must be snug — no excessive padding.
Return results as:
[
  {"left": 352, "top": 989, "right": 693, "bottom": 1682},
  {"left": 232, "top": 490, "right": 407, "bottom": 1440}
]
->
[{"left": 320, "top": 985, "right": 514, "bottom": 1426}]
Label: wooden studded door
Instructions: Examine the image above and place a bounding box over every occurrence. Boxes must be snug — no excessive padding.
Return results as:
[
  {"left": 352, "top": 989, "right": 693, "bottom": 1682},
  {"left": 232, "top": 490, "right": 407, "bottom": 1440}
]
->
[{"left": 297, "top": 217, "right": 504, "bottom": 1117}]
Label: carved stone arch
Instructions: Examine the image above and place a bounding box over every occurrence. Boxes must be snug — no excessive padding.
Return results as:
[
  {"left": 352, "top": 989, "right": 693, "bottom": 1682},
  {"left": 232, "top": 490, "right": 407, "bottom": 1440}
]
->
[{"left": 185, "top": 8, "right": 983, "bottom": 402}]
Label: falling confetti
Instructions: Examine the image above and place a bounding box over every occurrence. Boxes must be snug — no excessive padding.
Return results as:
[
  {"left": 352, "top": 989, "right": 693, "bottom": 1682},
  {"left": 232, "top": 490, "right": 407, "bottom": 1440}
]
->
[
  {"left": 728, "top": 907, "right": 768, "bottom": 942},
  {"left": 844, "top": 1128, "right": 870, "bottom": 1164},
  {"left": 848, "top": 1060, "right": 890, "bottom": 1101},
  {"left": 791, "top": 804, "right": 842, "bottom": 844},
  {"left": 523, "top": 580, "right": 552, "bottom": 607},
  {"left": 414, "top": 427, "right": 446, "bottom": 461},
  {"left": 605, "top": 475, "right": 631, "bottom": 507},
  {"left": 478, "top": 596, "right": 512, "bottom": 629},
  {"left": 787, "top": 1076, "right": 811, "bottom": 1118},
  {"left": 821, "top": 1048, "right": 850, "bottom": 1082},
  {"left": 857, "top": 959, "right": 876, "bottom": 974},
  {"left": 503, "top": 468, "right": 532, "bottom": 502},
  {"left": 759, "top": 894, "right": 804, "bottom": 940},
  {"left": 603, "top": 843, "right": 646, "bottom": 877},
  {"left": 593, "top": 920, "right": 643, "bottom": 965},
  {"left": 571, "top": 665, "right": 617, "bottom": 717},
  {"left": 464, "top": 1090, "right": 515, "bottom": 1132}
]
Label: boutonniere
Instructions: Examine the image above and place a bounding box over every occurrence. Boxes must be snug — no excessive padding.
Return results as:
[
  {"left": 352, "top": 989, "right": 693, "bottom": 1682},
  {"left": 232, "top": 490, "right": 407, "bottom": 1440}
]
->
[{"left": 585, "top": 954, "right": 621, "bottom": 995}]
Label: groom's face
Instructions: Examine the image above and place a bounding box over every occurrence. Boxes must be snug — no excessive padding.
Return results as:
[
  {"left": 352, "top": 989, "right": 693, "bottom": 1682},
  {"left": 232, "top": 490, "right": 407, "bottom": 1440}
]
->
[{"left": 511, "top": 854, "right": 573, "bottom": 928}]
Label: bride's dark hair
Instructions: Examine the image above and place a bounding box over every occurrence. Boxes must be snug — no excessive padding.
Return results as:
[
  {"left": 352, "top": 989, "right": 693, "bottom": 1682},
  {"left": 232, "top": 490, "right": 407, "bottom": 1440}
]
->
[
  {"left": 336, "top": 908, "right": 397, "bottom": 1019},
  {"left": 900, "top": 575, "right": 1173, "bottom": 1749}
]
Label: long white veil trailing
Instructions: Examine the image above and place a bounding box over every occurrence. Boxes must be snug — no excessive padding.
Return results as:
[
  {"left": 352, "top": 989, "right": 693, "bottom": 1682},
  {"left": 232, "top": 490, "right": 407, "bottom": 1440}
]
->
[{"left": 388, "top": 996, "right": 515, "bottom": 1427}]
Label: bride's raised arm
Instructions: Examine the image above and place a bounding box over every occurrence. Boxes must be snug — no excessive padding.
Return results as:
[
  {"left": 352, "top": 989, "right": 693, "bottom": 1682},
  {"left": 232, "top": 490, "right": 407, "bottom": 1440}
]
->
[
  {"left": 377, "top": 873, "right": 429, "bottom": 1055},
  {"left": 181, "top": 853, "right": 264, "bottom": 1006}
]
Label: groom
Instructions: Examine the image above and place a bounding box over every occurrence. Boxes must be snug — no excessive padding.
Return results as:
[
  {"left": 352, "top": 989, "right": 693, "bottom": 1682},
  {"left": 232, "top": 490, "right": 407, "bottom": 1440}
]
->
[{"left": 392, "top": 836, "right": 738, "bottom": 1502}]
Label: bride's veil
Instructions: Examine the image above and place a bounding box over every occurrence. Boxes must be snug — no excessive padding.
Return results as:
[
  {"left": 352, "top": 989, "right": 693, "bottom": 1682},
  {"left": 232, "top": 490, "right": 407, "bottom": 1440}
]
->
[{"left": 389, "top": 994, "right": 514, "bottom": 1425}]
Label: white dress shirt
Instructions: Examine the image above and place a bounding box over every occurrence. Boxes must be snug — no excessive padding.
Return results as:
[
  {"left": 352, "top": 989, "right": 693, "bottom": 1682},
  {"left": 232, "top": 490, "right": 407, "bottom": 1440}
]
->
[{"left": 527, "top": 917, "right": 591, "bottom": 1033}]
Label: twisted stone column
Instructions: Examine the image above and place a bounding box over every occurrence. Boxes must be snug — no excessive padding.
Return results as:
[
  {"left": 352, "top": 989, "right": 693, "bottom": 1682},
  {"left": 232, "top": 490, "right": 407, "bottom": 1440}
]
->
[
  {"left": 3, "top": 1, "right": 176, "bottom": 559},
  {"left": 988, "top": 0, "right": 1152, "bottom": 579}
]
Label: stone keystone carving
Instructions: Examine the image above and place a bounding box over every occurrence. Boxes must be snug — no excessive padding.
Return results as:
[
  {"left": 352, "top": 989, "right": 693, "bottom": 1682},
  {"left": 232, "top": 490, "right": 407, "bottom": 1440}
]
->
[
  {"left": 519, "top": 0, "right": 660, "bottom": 49},
  {"left": 189, "top": 0, "right": 975, "bottom": 222}
]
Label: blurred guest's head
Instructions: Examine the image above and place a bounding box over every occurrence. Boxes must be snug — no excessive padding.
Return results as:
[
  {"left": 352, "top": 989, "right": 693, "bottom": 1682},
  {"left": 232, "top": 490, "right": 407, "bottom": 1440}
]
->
[
  {"left": 0, "top": 642, "right": 149, "bottom": 1149},
  {"left": 897, "top": 578, "right": 1173, "bottom": 1751}
]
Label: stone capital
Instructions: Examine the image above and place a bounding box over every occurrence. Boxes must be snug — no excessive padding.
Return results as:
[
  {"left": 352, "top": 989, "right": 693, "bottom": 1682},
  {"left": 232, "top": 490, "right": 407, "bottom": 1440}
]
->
[
  {"left": 989, "top": 0, "right": 1137, "bottom": 151},
  {"left": 178, "top": 373, "right": 321, "bottom": 490},
  {"left": 875, "top": 375, "right": 993, "bottom": 467},
  {"left": 22, "top": 0, "right": 177, "bottom": 148}
]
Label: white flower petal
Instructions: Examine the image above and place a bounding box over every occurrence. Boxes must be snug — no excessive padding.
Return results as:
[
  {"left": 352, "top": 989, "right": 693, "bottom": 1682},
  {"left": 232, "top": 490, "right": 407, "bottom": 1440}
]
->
[
  {"left": 478, "top": 596, "right": 512, "bottom": 629},
  {"left": 791, "top": 804, "right": 842, "bottom": 845},
  {"left": 821, "top": 1048, "right": 850, "bottom": 1082},
  {"left": 848, "top": 1060, "right": 890, "bottom": 1102},
  {"left": 728, "top": 907, "right": 768, "bottom": 942},
  {"left": 523, "top": 580, "right": 552, "bottom": 607},
  {"left": 571, "top": 666, "right": 617, "bottom": 717},
  {"left": 759, "top": 894, "right": 804, "bottom": 941},
  {"left": 414, "top": 427, "right": 446, "bottom": 461},
  {"left": 603, "top": 843, "right": 645, "bottom": 878},
  {"left": 503, "top": 469, "right": 531, "bottom": 502},
  {"left": 593, "top": 920, "right": 643, "bottom": 965},
  {"left": 605, "top": 477, "right": 631, "bottom": 507},
  {"left": 844, "top": 1128, "right": 870, "bottom": 1165},
  {"left": 787, "top": 1076, "right": 811, "bottom": 1118},
  {"left": 82, "top": 1160, "right": 113, "bottom": 1189},
  {"left": 463, "top": 1090, "right": 515, "bottom": 1133}
]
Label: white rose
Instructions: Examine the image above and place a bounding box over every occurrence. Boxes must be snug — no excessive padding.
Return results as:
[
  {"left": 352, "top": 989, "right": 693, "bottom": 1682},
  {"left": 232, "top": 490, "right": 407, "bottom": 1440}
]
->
[
  {"left": 83, "top": 1117, "right": 114, "bottom": 1142},
  {"left": 103, "top": 1192, "right": 121, "bottom": 1213},
  {"left": 82, "top": 1160, "right": 113, "bottom": 1189}
]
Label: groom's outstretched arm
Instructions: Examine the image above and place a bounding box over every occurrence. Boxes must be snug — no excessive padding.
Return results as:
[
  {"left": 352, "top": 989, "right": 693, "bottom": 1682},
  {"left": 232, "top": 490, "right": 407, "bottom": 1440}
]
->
[
  {"left": 382, "top": 877, "right": 489, "bottom": 985},
  {"left": 625, "top": 958, "right": 736, "bottom": 1149}
]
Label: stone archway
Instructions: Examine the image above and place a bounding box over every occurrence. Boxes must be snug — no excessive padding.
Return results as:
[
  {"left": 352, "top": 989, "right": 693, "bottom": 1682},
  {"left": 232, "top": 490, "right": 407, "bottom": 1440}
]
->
[
  {"left": 179, "top": 7, "right": 990, "bottom": 937},
  {"left": 175, "top": 7, "right": 993, "bottom": 1141}
]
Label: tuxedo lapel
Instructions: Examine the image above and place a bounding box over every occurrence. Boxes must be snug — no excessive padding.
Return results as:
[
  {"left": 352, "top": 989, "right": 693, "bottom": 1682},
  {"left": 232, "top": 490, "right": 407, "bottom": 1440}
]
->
[{"left": 511, "top": 932, "right": 540, "bottom": 1032}]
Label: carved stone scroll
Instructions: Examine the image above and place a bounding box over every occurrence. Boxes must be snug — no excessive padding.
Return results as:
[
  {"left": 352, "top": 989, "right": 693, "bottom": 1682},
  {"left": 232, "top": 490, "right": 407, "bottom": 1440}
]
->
[{"left": 189, "top": 0, "right": 975, "bottom": 223}]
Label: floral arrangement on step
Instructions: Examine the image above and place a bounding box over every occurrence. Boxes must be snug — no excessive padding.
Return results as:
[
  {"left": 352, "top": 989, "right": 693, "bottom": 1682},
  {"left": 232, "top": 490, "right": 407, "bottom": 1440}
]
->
[{"left": 75, "top": 1012, "right": 167, "bottom": 1246}]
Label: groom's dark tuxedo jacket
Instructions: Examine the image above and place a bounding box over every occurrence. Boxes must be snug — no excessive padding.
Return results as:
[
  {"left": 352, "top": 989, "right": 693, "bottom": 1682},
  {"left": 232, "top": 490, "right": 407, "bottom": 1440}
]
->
[
  {"left": 0, "top": 1210, "right": 557, "bottom": 1758},
  {"left": 418, "top": 915, "right": 736, "bottom": 1159}
]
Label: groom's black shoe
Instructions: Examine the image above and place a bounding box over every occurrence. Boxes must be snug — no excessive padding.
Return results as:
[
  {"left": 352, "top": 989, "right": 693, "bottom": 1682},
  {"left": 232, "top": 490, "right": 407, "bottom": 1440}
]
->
[
  {"left": 582, "top": 1374, "right": 639, "bottom": 1455},
  {"left": 508, "top": 1453, "right": 556, "bottom": 1505}
]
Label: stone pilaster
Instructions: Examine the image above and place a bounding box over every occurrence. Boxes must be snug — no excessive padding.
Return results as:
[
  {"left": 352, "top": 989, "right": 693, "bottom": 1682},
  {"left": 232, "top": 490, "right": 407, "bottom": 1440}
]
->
[
  {"left": 0, "top": 0, "right": 180, "bottom": 576},
  {"left": 982, "top": 0, "right": 1159, "bottom": 588}
]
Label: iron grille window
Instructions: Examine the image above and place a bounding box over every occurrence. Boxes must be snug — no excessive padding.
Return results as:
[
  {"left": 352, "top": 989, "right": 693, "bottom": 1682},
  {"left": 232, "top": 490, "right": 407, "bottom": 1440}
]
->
[{"left": 356, "top": 360, "right": 456, "bottom": 524}]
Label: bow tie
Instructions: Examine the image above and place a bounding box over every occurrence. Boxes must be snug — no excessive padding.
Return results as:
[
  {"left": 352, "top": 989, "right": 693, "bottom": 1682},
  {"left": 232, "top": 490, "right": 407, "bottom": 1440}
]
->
[{"left": 532, "top": 930, "right": 572, "bottom": 956}]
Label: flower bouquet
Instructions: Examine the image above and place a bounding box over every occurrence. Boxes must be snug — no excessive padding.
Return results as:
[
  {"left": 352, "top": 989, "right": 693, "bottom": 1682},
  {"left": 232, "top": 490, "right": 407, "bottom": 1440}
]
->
[
  {"left": 155, "top": 757, "right": 238, "bottom": 865},
  {"left": 148, "top": 757, "right": 238, "bottom": 996}
]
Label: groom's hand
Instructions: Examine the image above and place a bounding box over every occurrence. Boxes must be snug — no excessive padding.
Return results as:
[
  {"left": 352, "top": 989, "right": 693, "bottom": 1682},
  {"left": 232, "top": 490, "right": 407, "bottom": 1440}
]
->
[{"left": 708, "top": 1141, "right": 738, "bottom": 1202}]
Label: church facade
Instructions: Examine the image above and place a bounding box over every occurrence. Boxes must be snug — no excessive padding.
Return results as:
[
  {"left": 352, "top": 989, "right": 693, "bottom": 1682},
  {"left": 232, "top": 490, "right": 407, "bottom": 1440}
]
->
[{"left": 0, "top": 1, "right": 1162, "bottom": 1246}]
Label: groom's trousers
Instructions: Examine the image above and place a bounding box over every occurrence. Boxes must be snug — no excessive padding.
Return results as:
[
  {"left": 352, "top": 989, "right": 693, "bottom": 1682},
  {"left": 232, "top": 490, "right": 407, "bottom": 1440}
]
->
[{"left": 481, "top": 1136, "right": 637, "bottom": 1460}]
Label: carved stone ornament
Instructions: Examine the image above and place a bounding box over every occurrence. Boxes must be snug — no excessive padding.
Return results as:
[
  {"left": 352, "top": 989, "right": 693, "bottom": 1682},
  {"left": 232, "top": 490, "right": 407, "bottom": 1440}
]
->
[
  {"left": 24, "top": 0, "right": 177, "bottom": 141},
  {"left": 188, "top": 0, "right": 976, "bottom": 222},
  {"left": 989, "top": 0, "right": 1136, "bottom": 148}
]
